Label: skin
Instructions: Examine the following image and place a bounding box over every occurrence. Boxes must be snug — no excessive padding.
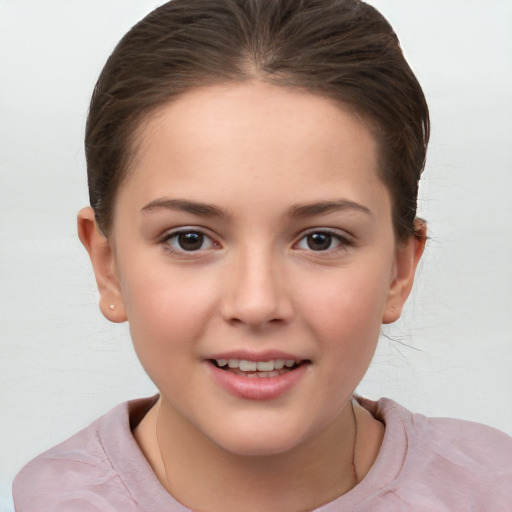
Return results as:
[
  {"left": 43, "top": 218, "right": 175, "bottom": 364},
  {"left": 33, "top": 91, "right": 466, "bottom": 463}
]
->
[{"left": 78, "top": 81, "right": 425, "bottom": 511}]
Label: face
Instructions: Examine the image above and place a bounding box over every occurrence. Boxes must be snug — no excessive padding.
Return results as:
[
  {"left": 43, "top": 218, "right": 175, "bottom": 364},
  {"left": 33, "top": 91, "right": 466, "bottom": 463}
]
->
[{"left": 81, "top": 81, "right": 422, "bottom": 456}]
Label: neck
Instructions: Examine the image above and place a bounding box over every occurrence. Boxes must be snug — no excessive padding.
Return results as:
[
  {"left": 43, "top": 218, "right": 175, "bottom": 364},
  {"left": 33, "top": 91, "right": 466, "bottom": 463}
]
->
[{"left": 139, "top": 398, "right": 363, "bottom": 512}]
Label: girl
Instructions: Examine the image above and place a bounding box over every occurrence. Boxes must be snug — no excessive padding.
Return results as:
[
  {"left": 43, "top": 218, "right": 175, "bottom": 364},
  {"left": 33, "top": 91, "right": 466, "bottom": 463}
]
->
[{"left": 13, "top": 0, "right": 512, "bottom": 510}]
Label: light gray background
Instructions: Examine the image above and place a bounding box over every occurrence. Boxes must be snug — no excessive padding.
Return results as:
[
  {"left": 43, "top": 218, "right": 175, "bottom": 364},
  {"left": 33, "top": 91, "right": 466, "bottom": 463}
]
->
[{"left": 1, "top": 1, "right": 511, "bottom": 509}]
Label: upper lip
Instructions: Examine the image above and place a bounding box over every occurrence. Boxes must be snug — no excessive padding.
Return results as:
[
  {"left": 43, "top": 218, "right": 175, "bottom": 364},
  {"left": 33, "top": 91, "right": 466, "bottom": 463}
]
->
[{"left": 205, "top": 350, "right": 309, "bottom": 363}]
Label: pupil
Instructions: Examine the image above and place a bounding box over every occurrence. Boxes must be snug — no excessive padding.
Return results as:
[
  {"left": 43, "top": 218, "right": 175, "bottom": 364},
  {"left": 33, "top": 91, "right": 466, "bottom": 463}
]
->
[
  {"left": 178, "top": 232, "right": 203, "bottom": 251},
  {"left": 307, "top": 233, "right": 331, "bottom": 251}
]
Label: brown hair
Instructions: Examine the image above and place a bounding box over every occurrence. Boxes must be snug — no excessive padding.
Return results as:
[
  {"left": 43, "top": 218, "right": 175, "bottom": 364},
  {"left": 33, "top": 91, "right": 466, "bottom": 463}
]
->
[{"left": 85, "top": 0, "right": 429, "bottom": 241}]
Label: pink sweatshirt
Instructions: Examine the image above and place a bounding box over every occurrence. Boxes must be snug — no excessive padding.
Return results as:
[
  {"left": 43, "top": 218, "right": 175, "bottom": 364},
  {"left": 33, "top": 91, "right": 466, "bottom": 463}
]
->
[{"left": 13, "top": 396, "right": 512, "bottom": 511}]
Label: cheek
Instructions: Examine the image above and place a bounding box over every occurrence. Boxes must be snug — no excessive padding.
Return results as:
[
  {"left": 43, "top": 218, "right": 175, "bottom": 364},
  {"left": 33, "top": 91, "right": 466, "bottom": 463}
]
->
[
  {"left": 297, "top": 260, "right": 393, "bottom": 357},
  {"left": 119, "top": 264, "right": 219, "bottom": 379},
  {"left": 304, "top": 260, "right": 391, "bottom": 319}
]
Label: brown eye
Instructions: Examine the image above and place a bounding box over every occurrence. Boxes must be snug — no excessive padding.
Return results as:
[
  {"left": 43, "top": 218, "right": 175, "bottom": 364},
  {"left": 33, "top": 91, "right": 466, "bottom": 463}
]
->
[
  {"left": 295, "top": 230, "right": 349, "bottom": 252},
  {"left": 306, "top": 233, "right": 333, "bottom": 251},
  {"left": 164, "top": 230, "right": 216, "bottom": 252},
  {"left": 177, "top": 232, "right": 204, "bottom": 251}
]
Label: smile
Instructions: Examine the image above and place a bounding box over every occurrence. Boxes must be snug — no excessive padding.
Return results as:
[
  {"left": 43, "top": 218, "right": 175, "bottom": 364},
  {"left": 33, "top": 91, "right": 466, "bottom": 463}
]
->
[
  {"left": 206, "top": 357, "right": 309, "bottom": 399},
  {"left": 212, "top": 358, "right": 299, "bottom": 377}
]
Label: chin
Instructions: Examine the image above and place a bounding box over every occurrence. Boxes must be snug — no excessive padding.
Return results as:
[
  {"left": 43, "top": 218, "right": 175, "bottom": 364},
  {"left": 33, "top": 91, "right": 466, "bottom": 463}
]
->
[
  {"left": 218, "top": 435, "right": 302, "bottom": 458},
  {"left": 206, "top": 416, "right": 318, "bottom": 458}
]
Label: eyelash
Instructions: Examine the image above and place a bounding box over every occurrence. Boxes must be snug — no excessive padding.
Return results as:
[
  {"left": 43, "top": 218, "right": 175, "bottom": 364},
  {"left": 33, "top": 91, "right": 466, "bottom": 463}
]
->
[
  {"left": 160, "top": 228, "right": 219, "bottom": 255},
  {"left": 294, "top": 229, "right": 352, "bottom": 253},
  {"left": 159, "top": 228, "right": 352, "bottom": 255}
]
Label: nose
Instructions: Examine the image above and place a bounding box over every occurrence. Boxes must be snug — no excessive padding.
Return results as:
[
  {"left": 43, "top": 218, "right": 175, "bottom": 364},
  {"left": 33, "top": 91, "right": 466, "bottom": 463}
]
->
[{"left": 221, "top": 246, "right": 293, "bottom": 327}]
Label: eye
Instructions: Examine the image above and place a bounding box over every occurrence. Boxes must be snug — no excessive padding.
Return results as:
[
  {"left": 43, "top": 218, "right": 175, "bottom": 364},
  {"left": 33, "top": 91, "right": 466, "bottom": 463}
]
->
[
  {"left": 162, "top": 229, "right": 217, "bottom": 253},
  {"left": 295, "top": 230, "right": 349, "bottom": 252}
]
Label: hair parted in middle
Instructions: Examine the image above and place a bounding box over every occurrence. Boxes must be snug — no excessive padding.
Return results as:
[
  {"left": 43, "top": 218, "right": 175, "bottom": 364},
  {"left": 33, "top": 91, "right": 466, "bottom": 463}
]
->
[{"left": 85, "top": 0, "right": 429, "bottom": 241}]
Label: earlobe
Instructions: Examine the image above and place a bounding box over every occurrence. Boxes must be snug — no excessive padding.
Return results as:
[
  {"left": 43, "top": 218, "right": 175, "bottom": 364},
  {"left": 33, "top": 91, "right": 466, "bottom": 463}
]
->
[
  {"left": 77, "top": 207, "right": 127, "bottom": 323},
  {"left": 382, "top": 220, "right": 426, "bottom": 324}
]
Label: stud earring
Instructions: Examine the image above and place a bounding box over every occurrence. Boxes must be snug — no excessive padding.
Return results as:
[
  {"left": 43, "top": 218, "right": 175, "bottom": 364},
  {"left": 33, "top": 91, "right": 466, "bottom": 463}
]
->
[{"left": 109, "top": 304, "right": 115, "bottom": 310}]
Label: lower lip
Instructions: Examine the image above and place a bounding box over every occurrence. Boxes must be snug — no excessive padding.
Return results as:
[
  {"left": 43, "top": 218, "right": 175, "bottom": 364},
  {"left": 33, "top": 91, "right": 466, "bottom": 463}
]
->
[{"left": 206, "top": 362, "right": 308, "bottom": 401}]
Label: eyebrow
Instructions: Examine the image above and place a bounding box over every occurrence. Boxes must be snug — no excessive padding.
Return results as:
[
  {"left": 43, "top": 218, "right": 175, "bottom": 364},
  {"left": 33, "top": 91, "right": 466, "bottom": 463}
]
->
[
  {"left": 288, "top": 200, "right": 372, "bottom": 218},
  {"left": 141, "top": 197, "right": 371, "bottom": 219},
  {"left": 141, "top": 198, "right": 227, "bottom": 218}
]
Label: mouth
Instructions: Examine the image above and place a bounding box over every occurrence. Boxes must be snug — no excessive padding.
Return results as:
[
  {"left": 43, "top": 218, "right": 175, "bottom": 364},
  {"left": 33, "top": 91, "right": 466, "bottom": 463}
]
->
[
  {"left": 206, "top": 354, "right": 310, "bottom": 400},
  {"left": 208, "top": 358, "right": 307, "bottom": 378}
]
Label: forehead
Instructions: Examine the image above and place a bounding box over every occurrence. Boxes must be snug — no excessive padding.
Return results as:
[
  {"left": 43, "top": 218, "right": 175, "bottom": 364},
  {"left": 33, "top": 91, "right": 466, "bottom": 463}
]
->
[
  {"left": 120, "top": 81, "right": 389, "bottom": 216},
  {"left": 139, "top": 82, "right": 373, "bottom": 152}
]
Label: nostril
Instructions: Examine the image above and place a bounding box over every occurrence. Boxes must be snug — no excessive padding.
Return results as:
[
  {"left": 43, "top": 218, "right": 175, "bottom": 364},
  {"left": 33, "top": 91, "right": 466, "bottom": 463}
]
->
[{"left": 220, "top": 270, "right": 293, "bottom": 326}]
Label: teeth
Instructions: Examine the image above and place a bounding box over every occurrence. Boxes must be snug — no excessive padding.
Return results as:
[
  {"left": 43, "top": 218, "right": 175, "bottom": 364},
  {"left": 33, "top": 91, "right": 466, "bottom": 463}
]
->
[
  {"left": 217, "top": 358, "right": 297, "bottom": 371},
  {"left": 230, "top": 369, "right": 288, "bottom": 378},
  {"left": 256, "top": 361, "right": 274, "bottom": 371},
  {"left": 239, "top": 360, "right": 257, "bottom": 371}
]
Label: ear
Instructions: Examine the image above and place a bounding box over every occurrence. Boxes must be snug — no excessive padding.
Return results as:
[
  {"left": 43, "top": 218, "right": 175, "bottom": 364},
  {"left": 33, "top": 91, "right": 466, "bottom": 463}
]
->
[
  {"left": 382, "top": 219, "right": 426, "bottom": 324},
  {"left": 77, "top": 207, "right": 127, "bottom": 323}
]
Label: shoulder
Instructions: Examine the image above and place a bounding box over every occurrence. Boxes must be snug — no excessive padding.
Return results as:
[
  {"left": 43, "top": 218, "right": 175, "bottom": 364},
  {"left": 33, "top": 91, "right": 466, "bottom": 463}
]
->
[
  {"left": 12, "top": 398, "right": 156, "bottom": 512},
  {"left": 398, "top": 400, "right": 512, "bottom": 475},
  {"left": 366, "top": 398, "right": 512, "bottom": 510}
]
